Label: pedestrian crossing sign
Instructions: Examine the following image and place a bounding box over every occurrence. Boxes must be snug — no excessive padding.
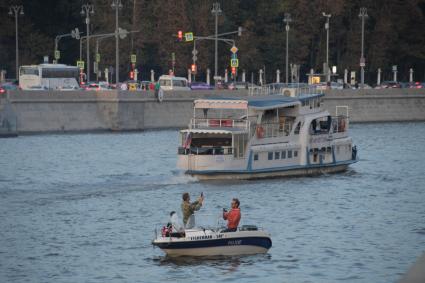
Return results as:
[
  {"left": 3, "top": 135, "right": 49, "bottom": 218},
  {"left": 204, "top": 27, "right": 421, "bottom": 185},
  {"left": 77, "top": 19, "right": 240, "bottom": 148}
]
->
[
  {"left": 77, "top": 61, "right": 85, "bottom": 69},
  {"left": 230, "top": 59, "right": 239, "bottom": 68},
  {"left": 185, "top": 32, "right": 194, "bottom": 42}
]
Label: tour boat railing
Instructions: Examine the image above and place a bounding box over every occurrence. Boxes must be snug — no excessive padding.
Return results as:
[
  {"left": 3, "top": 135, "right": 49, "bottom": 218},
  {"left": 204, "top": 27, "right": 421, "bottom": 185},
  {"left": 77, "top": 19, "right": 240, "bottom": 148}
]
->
[
  {"left": 250, "top": 122, "right": 293, "bottom": 139},
  {"left": 248, "top": 83, "right": 324, "bottom": 97},
  {"left": 190, "top": 118, "right": 249, "bottom": 130}
]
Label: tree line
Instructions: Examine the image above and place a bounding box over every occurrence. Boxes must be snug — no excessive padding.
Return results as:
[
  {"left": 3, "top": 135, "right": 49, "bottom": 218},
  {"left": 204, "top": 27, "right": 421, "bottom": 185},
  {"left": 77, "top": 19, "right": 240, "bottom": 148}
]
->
[{"left": 1, "top": 0, "right": 425, "bottom": 83}]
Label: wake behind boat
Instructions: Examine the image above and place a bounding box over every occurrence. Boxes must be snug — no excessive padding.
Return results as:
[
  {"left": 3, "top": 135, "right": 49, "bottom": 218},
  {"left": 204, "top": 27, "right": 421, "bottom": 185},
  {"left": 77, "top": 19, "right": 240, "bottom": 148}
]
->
[
  {"left": 177, "top": 91, "right": 358, "bottom": 180},
  {"left": 152, "top": 225, "right": 272, "bottom": 257}
]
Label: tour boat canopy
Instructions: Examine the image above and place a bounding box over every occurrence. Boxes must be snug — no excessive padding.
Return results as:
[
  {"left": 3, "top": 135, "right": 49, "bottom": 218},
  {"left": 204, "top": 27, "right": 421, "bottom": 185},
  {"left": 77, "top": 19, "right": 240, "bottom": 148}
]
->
[{"left": 194, "top": 94, "right": 324, "bottom": 111}]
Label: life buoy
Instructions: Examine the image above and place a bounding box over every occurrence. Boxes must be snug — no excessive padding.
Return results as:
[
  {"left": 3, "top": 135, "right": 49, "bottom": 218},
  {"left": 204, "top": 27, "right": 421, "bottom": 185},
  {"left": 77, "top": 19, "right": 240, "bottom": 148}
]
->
[{"left": 256, "top": 126, "right": 264, "bottom": 139}]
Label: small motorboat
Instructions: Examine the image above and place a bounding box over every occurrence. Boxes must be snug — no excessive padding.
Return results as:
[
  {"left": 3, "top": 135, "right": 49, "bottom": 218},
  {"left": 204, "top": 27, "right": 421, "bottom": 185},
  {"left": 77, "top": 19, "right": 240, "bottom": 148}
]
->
[{"left": 152, "top": 225, "right": 272, "bottom": 257}]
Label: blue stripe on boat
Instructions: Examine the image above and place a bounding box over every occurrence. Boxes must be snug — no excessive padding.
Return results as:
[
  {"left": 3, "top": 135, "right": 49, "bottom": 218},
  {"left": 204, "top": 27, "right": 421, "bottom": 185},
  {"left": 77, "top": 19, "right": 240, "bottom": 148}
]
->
[
  {"left": 154, "top": 236, "right": 272, "bottom": 250},
  {"left": 187, "top": 159, "right": 357, "bottom": 175}
]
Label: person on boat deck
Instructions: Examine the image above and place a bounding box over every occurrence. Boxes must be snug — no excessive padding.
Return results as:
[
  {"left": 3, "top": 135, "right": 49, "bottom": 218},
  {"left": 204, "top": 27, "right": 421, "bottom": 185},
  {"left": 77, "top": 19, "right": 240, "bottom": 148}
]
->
[
  {"left": 222, "top": 198, "right": 241, "bottom": 232},
  {"left": 169, "top": 211, "right": 184, "bottom": 233},
  {"left": 181, "top": 192, "right": 204, "bottom": 229}
]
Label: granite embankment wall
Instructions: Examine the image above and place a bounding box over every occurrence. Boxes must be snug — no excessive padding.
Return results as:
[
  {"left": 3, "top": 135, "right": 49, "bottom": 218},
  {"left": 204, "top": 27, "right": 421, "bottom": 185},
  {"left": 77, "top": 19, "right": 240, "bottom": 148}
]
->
[{"left": 1, "top": 88, "right": 424, "bottom": 134}]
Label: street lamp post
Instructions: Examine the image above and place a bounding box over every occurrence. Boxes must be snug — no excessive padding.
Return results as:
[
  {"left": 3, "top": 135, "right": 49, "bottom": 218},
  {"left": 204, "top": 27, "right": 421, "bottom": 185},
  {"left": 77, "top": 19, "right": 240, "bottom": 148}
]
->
[
  {"left": 211, "top": 2, "right": 222, "bottom": 80},
  {"left": 359, "top": 7, "right": 368, "bottom": 88},
  {"left": 283, "top": 13, "right": 292, "bottom": 84},
  {"left": 111, "top": 0, "right": 123, "bottom": 85},
  {"left": 8, "top": 5, "right": 24, "bottom": 81},
  {"left": 81, "top": 4, "right": 94, "bottom": 82},
  {"left": 322, "top": 12, "right": 331, "bottom": 82}
]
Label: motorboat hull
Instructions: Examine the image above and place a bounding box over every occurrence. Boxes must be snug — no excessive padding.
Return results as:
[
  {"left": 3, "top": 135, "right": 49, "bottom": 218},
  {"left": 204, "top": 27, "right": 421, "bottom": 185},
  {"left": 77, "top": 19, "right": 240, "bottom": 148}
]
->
[
  {"left": 162, "top": 245, "right": 269, "bottom": 257},
  {"left": 152, "top": 229, "right": 272, "bottom": 257}
]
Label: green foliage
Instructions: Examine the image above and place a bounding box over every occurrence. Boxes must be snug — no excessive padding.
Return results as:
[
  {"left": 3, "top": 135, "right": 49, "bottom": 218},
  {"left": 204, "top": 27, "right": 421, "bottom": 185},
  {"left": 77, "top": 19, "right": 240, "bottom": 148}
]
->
[{"left": 1, "top": 0, "right": 425, "bottom": 81}]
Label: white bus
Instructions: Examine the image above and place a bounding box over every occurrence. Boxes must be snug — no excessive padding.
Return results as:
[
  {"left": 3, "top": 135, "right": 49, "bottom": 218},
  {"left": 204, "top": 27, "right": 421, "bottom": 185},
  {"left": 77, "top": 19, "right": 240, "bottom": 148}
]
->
[{"left": 19, "top": 64, "right": 80, "bottom": 90}]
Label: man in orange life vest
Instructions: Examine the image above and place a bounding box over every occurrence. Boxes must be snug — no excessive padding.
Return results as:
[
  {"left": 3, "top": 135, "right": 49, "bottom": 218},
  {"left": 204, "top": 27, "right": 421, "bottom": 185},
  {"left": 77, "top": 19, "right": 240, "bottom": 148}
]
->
[{"left": 222, "top": 198, "right": 241, "bottom": 232}]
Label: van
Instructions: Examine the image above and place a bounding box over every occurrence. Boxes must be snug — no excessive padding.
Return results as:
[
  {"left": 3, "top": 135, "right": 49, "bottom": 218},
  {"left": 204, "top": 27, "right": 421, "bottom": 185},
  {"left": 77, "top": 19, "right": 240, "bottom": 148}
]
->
[{"left": 158, "top": 75, "right": 191, "bottom": 91}]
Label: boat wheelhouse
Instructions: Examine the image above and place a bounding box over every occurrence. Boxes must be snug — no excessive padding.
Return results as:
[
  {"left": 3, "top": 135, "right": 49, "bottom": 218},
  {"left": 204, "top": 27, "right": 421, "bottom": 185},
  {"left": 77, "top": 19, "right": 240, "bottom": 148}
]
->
[{"left": 177, "top": 94, "right": 358, "bottom": 180}]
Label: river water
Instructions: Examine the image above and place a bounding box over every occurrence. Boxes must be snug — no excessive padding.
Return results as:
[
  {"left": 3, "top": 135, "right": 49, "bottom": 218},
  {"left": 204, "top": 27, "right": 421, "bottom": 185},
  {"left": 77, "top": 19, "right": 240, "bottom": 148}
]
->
[{"left": 1, "top": 123, "right": 425, "bottom": 283}]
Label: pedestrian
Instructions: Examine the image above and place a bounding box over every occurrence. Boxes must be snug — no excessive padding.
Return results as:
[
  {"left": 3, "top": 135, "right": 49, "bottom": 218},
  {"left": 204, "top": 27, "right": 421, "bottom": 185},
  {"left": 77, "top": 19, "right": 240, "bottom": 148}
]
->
[
  {"left": 181, "top": 192, "right": 204, "bottom": 228},
  {"left": 222, "top": 198, "right": 241, "bottom": 232}
]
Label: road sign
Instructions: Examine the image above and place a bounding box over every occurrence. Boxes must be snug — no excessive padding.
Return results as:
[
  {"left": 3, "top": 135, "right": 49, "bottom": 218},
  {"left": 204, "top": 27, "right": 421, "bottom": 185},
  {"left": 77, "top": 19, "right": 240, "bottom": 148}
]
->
[
  {"left": 93, "top": 62, "right": 98, "bottom": 73},
  {"left": 192, "top": 49, "right": 198, "bottom": 55},
  {"left": 231, "top": 53, "right": 237, "bottom": 59},
  {"left": 230, "top": 46, "right": 238, "bottom": 54},
  {"left": 54, "top": 50, "right": 60, "bottom": 60},
  {"left": 192, "top": 55, "right": 197, "bottom": 61},
  {"left": 360, "top": 57, "right": 365, "bottom": 67},
  {"left": 230, "top": 58, "right": 239, "bottom": 68},
  {"left": 77, "top": 60, "right": 85, "bottom": 69},
  {"left": 185, "top": 32, "right": 194, "bottom": 42},
  {"left": 171, "top": 52, "right": 175, "bottom": 62},
  {"left": 96, "top": 53, "right": 100, "bottom": 63},
  {"left": 131, "top": 54, "right": 136, "bottom": 63}
]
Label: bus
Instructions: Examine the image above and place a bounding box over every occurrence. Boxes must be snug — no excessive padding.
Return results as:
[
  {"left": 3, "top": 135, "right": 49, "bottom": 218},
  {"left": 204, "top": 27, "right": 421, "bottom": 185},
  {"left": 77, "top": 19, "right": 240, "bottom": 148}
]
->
[{"left": 19, "top": 64, "right": 80, "bottom": 90}]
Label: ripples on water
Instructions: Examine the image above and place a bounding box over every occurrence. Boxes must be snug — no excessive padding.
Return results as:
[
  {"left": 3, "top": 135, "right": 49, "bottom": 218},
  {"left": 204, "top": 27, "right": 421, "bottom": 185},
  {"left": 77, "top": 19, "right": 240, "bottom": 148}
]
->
[{"left": 1, "top": 123, "right": 425, "bottom": 282}]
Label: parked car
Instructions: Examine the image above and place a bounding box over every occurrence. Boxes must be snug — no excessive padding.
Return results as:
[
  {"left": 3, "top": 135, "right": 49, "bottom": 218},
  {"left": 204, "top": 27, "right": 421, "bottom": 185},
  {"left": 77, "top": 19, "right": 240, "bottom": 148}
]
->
[
  {"left": 214, "top": 81, "right": 229, "bottom": 89},
  {"left": 190, "top": 82, "right": 213, "bottom": 90},
  {"left": 234, "top": 81, "right": 258, "bottom": 90},
  {"left": 85, "top": 81, "right": 110, "bottom": 91},
  {"left": 140, "top": 81, "right": 154, "bottom": 91},
  {"left": 125, "top": 80, "right": 139, "bottom": 91},
  {"left": 408, "top": 82, "right": 424, "bottom": 89},
  {"left": 330, "top": 82, "right": 344, "bottom": 89},
  {"left": 0, "top": 82, "right": 19, "bottom": 91},
  {"left": 376, "top": 81, "right": 401, "bottom": 89},
  {"left": 158, "top": 75, "right": 191, "bottom": 91}
]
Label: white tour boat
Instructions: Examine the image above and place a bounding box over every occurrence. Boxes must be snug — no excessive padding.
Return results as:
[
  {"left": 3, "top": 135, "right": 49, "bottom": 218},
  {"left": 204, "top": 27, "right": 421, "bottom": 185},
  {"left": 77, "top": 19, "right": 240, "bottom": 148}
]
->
[
  {"left": 152, "top": 225, "right": 272, "bottom": 257},
  {"left": 177, "top": 93, "right": 358, "bottom": 180}
]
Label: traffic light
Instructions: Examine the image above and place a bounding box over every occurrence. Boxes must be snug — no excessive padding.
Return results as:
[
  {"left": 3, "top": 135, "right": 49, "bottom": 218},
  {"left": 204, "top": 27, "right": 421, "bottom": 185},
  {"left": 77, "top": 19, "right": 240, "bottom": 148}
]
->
[
  {"left": 231, "top": 67, "right": 236, "bottom": 75},
  {"left": 129, "top": 71, "right": 134, "bottom": 79},
  {"left": 191, "top": 64, "right": 197, "bottom": 73},
  {"left": 178, "top": 30, "right": 183, "bottom": 41}
]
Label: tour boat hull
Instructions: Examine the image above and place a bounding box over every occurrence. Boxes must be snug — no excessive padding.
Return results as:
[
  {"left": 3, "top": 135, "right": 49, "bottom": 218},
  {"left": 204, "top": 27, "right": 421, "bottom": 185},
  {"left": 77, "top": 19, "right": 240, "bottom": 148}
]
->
[{"left": 186, "top": 161, "right": 356, "bottom": 181}]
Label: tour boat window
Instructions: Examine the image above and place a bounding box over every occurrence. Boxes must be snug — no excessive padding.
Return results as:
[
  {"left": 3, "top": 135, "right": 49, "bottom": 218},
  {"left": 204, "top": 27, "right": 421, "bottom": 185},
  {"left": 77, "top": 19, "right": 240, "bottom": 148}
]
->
[
  {"left": 268, "top": 152, "right": 273, "bottom": 160},
  {"left": 254, "top": 153, "right": 259, "bottom": 161},
  {"left": 348, "top": 144, "right": 351, "bottom": 152},
  {"left": 294, "top": 150, "right": 298, "bottom": 157},
  {"left": 274, "top": 152, "right": 280, "bottom": 160},
  {"left": 288, "top": 150, "right": 293, "bottom": 158},
  {"left": 337, "top": 146, "right": 340, "bottom": 154},
  {"left": 281, "top": 151, "right": 286, "bottom": 159},
  {"left": 294, "top": 122, "right": 301, "bottom": 135}
]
